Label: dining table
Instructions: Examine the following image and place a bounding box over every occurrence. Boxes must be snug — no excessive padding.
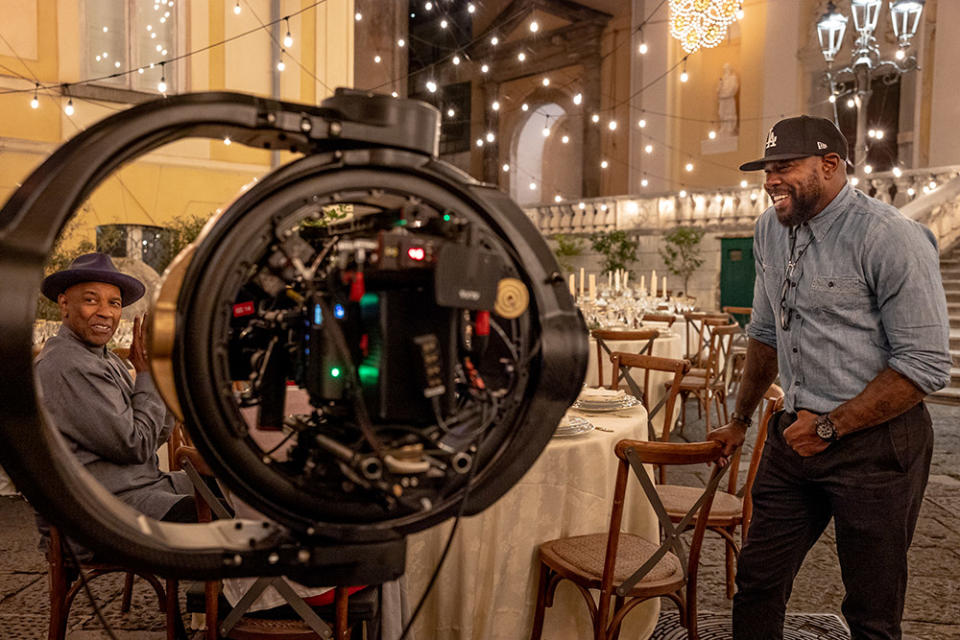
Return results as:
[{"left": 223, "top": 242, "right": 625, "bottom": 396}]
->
[{"left": 402, "top": 403, "right": 659, "bottom": 640}]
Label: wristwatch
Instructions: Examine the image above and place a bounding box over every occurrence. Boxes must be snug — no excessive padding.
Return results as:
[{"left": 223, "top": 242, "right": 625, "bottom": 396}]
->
[
  {"left": 730, "top": 410, "right": 752, "bottom": 429},
  {"left": 815, "top": 413, "right": 839, "bottom": 442}
]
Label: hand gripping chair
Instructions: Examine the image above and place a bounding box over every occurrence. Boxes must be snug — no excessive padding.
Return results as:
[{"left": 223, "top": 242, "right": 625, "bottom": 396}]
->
[
  {"left": 530, "top": 440, "right": 729, "bottom": 640},
  {"left": 656, "top": 384, "right": 784, "bottom": 599}
]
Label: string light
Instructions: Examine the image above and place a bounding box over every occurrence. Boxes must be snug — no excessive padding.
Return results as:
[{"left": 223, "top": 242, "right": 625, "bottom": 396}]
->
[
  {"left": 541, "top": 125, "right": 551, "bottom": 137},
  {"left": 591, "top": 114, "right": 600, "bottom": 123},
  {"left": 374, "top": 54, "right": 381, "bottom": 63},
  {"left": 277, "top": 50, "right": 286, "bottom": 72},
  {"left": 490, "top": 35, "right": 499, "bottom": 46},
  {"left": 233, "top": 1, "right": 241, "bottom": 15},
  {"left": 397, "top": 38, "right": 405, "bottom": 47},
  {"left": 480, "top": 64, "right": 490, "bottom": 73},
  {"left": 638, "top": 118, "right": 647, "bottom": 128},
  {"left": 485, "top": 131, "right": 495, "bottom": 142},
  {"left": 467, "top": 3, "right": 476, "bottom": 14},
  {"left": 554, "top": 194, "right": 562, "bottom": 202},
  {"left": 708, "top": 130, "right": 717, "bottom": 139},
  {"left": 426, "top": 79, "right": 438, "bottom": 93},
  {"left": 354, "top": 11, "right": 362, "bottom": 20},
  {"left": 502, "top": 163, "right": 510, "bottom": 171},
  {"left": 157, "top": 63, "right": 167, "bottom": 93},
  {"left": 452, "top": 54, "right": 461, "bottom": 65},
  {"left": 64, "top": 97, "right": 74, "bottom": 116},
  {"left": 600, "top": 159, "right": 609, "bottom": 169},
  {"left": 892, "top": 166, "right": 903, "bottom": 177},
  {"left": 446, "top": 107, "right": 455, "bottom": 117},
  {"left": 283, "top": 18, "right": 293, "bottom": 47},
  {"left": 476, "top": 138, "right": 484, "bottom": 147},
  {"left": 679, "top": 189, "right": 688, "bottom": 198},
  {"left": 529, "top": 181, "right": 537, "bottom": 190},
  {"left": 740, "top": 179, "right": 748, "bottom": 188},
  {"left": 30, "top": 83, "right": 39, "bottom": 109},
  {"left": 491, "top": 100, "right": 500, "bottom": 110},
  {"left": 680, "top": 58, "right": 689, "bottom": 83},
  {"left": 638, "top": 26, "right": 648, "bottom": 55},
  {"left": 224, "top": 137, "right": 232, "bottom": 145},
  {"left": 645, "top": 144, "right": 653, "bottom": 153},
  {"left": 641, "top": 177, "right": 649, "bottom": 187},
  {"left": 828, "top": 94, "right": 837, "bottom": 103},
  {"left": 542, "top": 77, "right": 550, "bottom": 86},
  {"left": 864, "top": 164, "right": 873, "bottom": 174},
  {"left": 561, "top": 135, "right": 569, "bottom": 144},
  {"left": 608, "top": 120, "right": 617, "bottom": 131},
  {"left": 847, "top": 98, "right": 855, "bottom": 108},
  {"left": 530, "top": 20, "right": 539, "bottom": 32},
  {"left": 517, "top": 52, "right": 526, "bottom": 62},
  {"left": 440, "top": 19, "right": 448, "bottom": 29},
  {"left": 573, "top": 93, "right": 582, "bottom": 105},
  {"left": 685, "top": 161, "right": 694, "bottom": 172},
  {"left": 521, "top": 103, "right": 529, "bottom": 111}
]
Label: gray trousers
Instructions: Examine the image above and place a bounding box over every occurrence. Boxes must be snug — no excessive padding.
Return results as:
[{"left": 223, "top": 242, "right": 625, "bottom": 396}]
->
[{"left": 733, "top": 402, "right": 933, "bottom": 640}]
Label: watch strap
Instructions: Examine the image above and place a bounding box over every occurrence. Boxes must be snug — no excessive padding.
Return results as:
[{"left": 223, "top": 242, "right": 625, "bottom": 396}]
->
[{"left": 730, "top": 410, "right": 752, "bottom": 428}]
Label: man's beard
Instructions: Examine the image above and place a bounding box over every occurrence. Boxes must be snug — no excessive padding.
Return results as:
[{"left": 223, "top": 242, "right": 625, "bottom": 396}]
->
[{"left": 773, "top": 172, "right": 822, "bottom": 227}]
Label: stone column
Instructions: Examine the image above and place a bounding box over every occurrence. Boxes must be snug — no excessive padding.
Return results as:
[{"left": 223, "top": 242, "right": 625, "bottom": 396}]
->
[{"left": 582, "top": 55, "right": 603, "bottom": 197}]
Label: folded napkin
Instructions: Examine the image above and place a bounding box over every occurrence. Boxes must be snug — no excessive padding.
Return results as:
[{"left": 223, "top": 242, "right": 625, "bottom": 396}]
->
[{"left": 579, "top": 387, "right": 625, "bottom": 403}]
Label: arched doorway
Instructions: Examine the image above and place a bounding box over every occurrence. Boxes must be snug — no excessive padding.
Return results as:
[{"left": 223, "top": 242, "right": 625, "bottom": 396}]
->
[{"left": 511, "top": 103, "right": 583, "bottom": 206}]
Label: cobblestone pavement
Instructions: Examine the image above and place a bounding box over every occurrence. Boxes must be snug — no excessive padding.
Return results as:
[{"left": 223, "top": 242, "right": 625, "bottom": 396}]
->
[{"left": 0, "top": 399, "right": 956, "bottom": 638}]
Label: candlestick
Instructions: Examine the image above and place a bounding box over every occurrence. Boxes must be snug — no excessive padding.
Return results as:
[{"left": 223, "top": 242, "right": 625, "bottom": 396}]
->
[
  {"left": 651, "top": 270, "right": 657, "bottom": 297},
  {"left": 608, "top": 271, "right": 612, "bottom": 288},
  {"left": 614, "top": 269, "right": 620, "bottom": 291},
  {"left": 662, "top": 276, "right": 667, "bottom": 298},
  {"left": 623, "top": 271, "right": 629, "bottom": 288},
  {"left": 589, "top": 274, "right": 597, "bottom": 300},
  {"left": 640, "top": 275, "right": 645, "bottom": 293},
  {"left": 569, "top": 273, "right": 576, "bottom": 297},
  {"left": 579, "top": 267, "right": 585, "bottom": 299}
]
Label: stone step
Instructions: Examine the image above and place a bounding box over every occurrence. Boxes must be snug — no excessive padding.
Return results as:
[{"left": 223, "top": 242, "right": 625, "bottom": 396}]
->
[
  {"left": 930, "top": 386, "right": 960, "bottom": 405},
  {"left": 952, "top": 367, "right": 960, "bottom": 383},
  {"left": 943, "top": 279, "right": 960, "bottom": 290},
  {"left": 953, "top": 350, "right": 960, "bottom": 368},
  {"left": 947, "top": 291, "right": 960, "bottom": 303}
]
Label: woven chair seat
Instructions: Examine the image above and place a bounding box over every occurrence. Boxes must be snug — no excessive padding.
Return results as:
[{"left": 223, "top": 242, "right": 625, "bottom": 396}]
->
[
  {"left": 541, "top": 533, "right": 683, "bottom": 589},
  {"left": 658, "top": 484, "right": 743, "bottom": 523},
  {"left": 228, "top": 616, "right": 322, "bottom": 640}
]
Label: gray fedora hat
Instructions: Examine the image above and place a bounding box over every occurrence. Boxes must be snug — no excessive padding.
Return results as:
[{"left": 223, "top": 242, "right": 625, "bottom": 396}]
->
[{"left": 42, "top": 253, "right": 146, "bottom": 306}]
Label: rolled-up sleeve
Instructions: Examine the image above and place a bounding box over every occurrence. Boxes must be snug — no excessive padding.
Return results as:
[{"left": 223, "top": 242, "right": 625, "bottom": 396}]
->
[
  {"left": 747, "top": 219, "right": 778, "bottom": 348},
  {"left": 865, "top": 218, "right": 951, "bottom": 393}
]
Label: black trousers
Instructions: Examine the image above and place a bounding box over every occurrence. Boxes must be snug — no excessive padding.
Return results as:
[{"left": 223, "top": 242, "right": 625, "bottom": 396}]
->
[{"left": 732, "top": 402, "right": 933, "bottom": 640}]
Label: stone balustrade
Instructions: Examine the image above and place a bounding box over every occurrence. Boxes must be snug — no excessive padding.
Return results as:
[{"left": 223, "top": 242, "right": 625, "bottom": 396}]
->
[{"left": 524, "top": 166, "right": 960, "bottom": 239}]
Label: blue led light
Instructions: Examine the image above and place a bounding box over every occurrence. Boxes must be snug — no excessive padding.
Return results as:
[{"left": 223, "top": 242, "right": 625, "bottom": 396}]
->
[
  {"left": 334, "top": 304, "right": 345, "bottom": 319},
  {"left": 313, "top": 304, "right": 323, "bottom": 325}
]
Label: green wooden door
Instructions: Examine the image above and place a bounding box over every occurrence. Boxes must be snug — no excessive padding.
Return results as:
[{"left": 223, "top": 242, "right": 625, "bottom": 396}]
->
[{"left": 720, "top": 237, "right": 755, "bottom": 325}]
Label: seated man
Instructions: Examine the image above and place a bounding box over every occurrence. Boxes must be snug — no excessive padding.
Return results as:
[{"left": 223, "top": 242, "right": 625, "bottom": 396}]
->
[{"left": 35, "top": 253, "right": 195, "bottom": 533}]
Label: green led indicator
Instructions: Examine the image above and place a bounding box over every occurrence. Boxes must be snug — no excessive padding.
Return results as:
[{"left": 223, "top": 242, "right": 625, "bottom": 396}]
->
[
  {"left": 394, "top": 219, "right": 408, "bottom": 226},
  {"left": 443, "top": 214, "right": 451, "bottom": 221},
  {"left": 330, "top": 367, "right": 341, "bottom": 378}
]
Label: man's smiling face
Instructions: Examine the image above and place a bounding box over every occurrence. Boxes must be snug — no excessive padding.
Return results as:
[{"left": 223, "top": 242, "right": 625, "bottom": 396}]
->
[
  {"left": 58, "top": 281, "right": 123, "bottom": 347},
  {"left": 763, "top": 155, "right": 834, "bottom": 227}
]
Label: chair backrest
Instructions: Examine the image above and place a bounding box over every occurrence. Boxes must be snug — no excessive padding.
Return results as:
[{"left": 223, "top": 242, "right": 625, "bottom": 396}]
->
[
  {"left": 739, "top": 386, "right": 784, "bottom": 537},
  {"left": 591, "top": 328, "right": 659, "bottom": 388},
  {"left": 721, "top": 306, "right": 752, "bottom": 329},
  {"left": 608, "top": 353, "right": 690, "bottom": 450},
  {"left": 640, "top": 312, "right": 677, "bottom": 328},
  {"left": 703, "top": 323, "right": 741, "bottom": 387},
  {"left": 683, "top": 312, "right": 731, "bottom": 367},
  {"left": 597, "top": 440, "right": 727, "bottom": 631}
]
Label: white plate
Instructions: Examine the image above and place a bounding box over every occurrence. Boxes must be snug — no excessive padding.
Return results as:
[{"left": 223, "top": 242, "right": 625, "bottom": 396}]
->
[
  {"left": 571, "top": 395, "right": 642, "bottom": 413},
  {"left": 554, "top": 415, "right": 595, "bottom": 437}
]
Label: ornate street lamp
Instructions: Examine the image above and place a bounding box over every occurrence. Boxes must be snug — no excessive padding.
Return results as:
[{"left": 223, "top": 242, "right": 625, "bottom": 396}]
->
[{"left": 816, "top": 0, "right": 925, "bottom": 178}]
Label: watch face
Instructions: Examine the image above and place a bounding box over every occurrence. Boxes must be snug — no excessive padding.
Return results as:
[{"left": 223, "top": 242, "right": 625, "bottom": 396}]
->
[{"left": 816, "top": 418, "right": 835, "bottom": 440}]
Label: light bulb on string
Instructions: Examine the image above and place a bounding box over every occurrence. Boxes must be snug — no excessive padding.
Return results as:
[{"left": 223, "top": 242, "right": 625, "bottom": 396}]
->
[
  {"left": 892, "top": 165, "right": 903, "bottom": 178},
  {"left": 521, "top": 103, "right": 529, "bottom": 111},
  {"left": 64, "top": 97, "right": 74, "bottom": 116},
  {"left": 591, "top": 114, "right": 599, "bottom": 123},
  {"left": 600, "top": 160, "right": 609, "bottom": 169},
  {"left": 680, "top": 57, "right": 689, "bottom": 83},
  {"left": 277, "top": 50, "right": 286, "bottom": 72},
  {"left": 446, "top": 108, "right": 455, "bottom": 117},
  {"left": 501, "top": 163, "right": 509, "bottom": 172},
  {"left": 608, "top": 120, "right": 617, "bottom": 131},
  {"left": 485, "top": 132, "right": 495, "bottom": 143},
  {"left": 644, "top": 144, "right": 653, "bottom": 154},
  {"left": 573, "top": 93, "right": 582, "bottom": 105},
  {"left": 354, "top": 11, "right": 362, "bottom": 21},
  {"left": 685, "top": 162, "right": 694, "bottom": 172},
  {"left": 233, "top": 1, "right": 241, "bottom": 15},
  {"left": 476, "top": 138, "right": 483, "bottom": 147},
  {"left": 554, "top": 194, "right": 562, "bottom": 203},
  {"left": 736, "top": 2, "right": 744, "bottom": 20},
  {"left": 374, "top": 55, "right": 381, "bottom": 64},
  {"left": 397, "top": 38, "right": 405, "bottom": 47},
  {"left": 283, "top": 18, "right": 293, "bottom": 47},
  {"left": 895, "top": 48, "right": 905, "bottom": 60},
  {"left": 638, "top": 118, "right": 646, "bottom": 128},
  {"left": 517, "top": 52, "right": 526, "bottom": 62},
  {"left": 467, "top": 3, "right": 476, "bottom": 14},
  {"left": 480, "top": 64, "right": 489, "bottom": 73},
  {"left": 224, "top": 137, "right": 231, "bottom": 145},
  {"left": 708, "top": 130, "right": 717, "bottom": 139},
  {"left": 638, "top": 27, "right": 648, "bottom": 54},
  {"left": 440, "top": 19, "right": 448, "bottom": 29},
  {"left": 426, "top": 79, "right": 438, "bottom": 93},
  {"left": 847, "top": 98, "right": 856, "bottom": 108},
  {"left": 529, "top": 20, "right": 539, "bottom": 33},
  {"left": 157, "top": 63, "right": 167, "bottom": 93},
  {"left": 641, "top": 177, "right": 649, "bottom": 187},
  {"left": 529, "top": 181, "right": 536, "bottom": 191},
  {"left": 542, "top": 77, "right": 550, "bottom": 86},
  {"left": 828, "top": 94, "right": 836, "bottom": 103},
  {"left": 491, "top": 100, "right": 500, "bottom": 111},
  {"left": 490, "top": 35, "right": 499, "bottom": 46},
  {"left": 740, "top": 179, "right": 748, "bottom": 188},
  {"left": 452, "top": 54, "right": 461, "bottom": 65},
  {"left": 30, "top": 83, "right": 39, "bottom": 109},
  {"left": 561, "top": 135, "right": 569, "bottom": 144}
]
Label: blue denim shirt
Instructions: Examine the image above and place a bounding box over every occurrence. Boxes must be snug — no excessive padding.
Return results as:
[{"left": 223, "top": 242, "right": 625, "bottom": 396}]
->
[{"left": 747, "top": 183, "right": 951, "bottom": 414}]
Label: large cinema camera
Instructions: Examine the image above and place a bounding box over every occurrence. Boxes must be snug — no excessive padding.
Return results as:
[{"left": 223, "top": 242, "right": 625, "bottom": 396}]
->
[{"left": 0, "top": 90, "right": 586, "bottom": 585}]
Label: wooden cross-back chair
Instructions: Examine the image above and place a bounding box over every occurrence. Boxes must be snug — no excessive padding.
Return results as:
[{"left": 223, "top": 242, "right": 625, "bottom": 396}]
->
[
  {"left": 639, "top": 312, "right": 677, "bottom": 328},
  {"left": 682, "top": 312, "right": 732, "bottom": 369},
  {"left": 607, "top": 353, "right": 690, "bottom": 483},
  {"left": 657, "top": 384, "right": 784, "bottom": 599},
  {"left": 46, "top": 524, "right": 183, "bottom": 640},
  {"left": 591, "top": 328, "right": 659, "bottom": 389},
  {"left": 529, "top": 440, "right": 729, "bottom": 640},
  {"left": 170, "top": 425, "right": 361, "bottom": 640},
  {"left": 720, "top": 306, "right": 752, "bottom": 394},
  {"left": 676, "top": 323, "right": 741, "bottom": 434}
]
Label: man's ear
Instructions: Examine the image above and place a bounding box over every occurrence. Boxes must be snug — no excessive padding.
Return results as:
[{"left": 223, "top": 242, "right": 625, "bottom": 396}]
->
[
  {"left": 820, "top": 153, "right": 844, "bottom": 180},
  {"left": 58, "top": 293, "right": 68, "bottom": 318}
]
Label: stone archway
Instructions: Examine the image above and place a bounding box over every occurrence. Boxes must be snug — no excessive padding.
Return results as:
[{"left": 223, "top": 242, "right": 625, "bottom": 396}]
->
[{"left": 508, "top": 96, "right": 583, "bottom": 205}]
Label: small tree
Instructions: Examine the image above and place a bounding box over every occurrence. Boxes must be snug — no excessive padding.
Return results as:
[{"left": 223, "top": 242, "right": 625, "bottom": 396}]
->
[
  {"left": 659, "top": 226, "right": 705, "bottom": 295},
  {"left": 551, "top": 233, "right": 585, "bottom": 273},
  {"left": 590, "top": 230, "right": 639, "bottom": 277}
]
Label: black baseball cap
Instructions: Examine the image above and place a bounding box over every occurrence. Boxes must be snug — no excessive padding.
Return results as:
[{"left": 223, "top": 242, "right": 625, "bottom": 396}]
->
[{"left": 739, "top": 115, "right": 848, "bottom": 171}]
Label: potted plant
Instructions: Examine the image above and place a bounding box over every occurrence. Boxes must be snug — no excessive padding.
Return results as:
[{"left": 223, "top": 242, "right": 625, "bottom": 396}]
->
[
  {"left": 551, "top": 233, "right": 585, "bottom": 273},
  {"left": 589, "top": 230, "right": 638, "bottom": 277},
  {"left": 659, "top": 226, "right": 705, "bottom": 296}
]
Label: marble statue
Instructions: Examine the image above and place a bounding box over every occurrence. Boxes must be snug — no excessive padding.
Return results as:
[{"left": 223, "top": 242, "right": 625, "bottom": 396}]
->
[{"left": 718, "top": 63, "right": 739, "bottom": 136}]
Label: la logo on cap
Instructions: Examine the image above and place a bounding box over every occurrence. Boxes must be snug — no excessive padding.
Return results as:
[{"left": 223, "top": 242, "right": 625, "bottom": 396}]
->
[
  {"left": 765, "top": 129, "right": 777, "bottom": 149},
  {"left": 817, "top": 141, "right": 828, "bottom": 150}
]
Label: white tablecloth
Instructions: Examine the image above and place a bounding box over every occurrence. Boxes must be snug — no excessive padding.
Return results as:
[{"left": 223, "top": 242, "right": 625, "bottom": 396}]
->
[{"left": 403, "top": 405, "right": 658, "bottom": 640}]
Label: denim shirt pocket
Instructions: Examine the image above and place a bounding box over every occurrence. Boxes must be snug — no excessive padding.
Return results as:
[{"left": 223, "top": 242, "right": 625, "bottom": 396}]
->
[{"left": 810, "top": 275, "right": 869, "bottom": 313}]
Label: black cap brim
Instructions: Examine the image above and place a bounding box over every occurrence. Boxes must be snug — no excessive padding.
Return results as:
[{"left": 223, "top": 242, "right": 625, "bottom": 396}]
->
[{"left": 739, "top": 152, "right": 816, "bottom": 172}]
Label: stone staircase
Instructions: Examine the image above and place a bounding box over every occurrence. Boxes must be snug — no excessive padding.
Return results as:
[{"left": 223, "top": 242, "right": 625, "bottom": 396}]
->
[{"left": 933, "top": 245, "right": 960, "bottom": 404}]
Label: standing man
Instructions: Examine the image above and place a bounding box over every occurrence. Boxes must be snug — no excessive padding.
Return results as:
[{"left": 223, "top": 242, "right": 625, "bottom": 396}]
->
[
  {"left": 709, "top": 116, "right": 951, "bottom": 639},
  {"left": 35, "top": 253, "right": 195, "bottom": 525}
]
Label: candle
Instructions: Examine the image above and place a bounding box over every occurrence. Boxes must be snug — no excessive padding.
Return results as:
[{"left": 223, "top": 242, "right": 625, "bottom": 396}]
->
[
  {"left": 651, "top": 270, "right": 657, "bottom": 297},
  {"left": 589, "top": 274, "right": 597, "bottom": 300},
  {"left": 623, "top": 271, "right": 629, "bottom": 288},
  {"left": 640, "top": 275, "right": 645, "bottom": 293},
  {"left": 569, "top": 273, "right": 576, "bottom": 297},
  {"left": 614, "top": 269, "right": 620, "bottom": 291},
  {"left": 608, "top": 271, "right": 612, "bottom": 288},
  {"left": 662, "top": 276, "right": 668, "bottom": 298},
  {"left": 579, "top": 267, "right": 585, "bottom": 298}
]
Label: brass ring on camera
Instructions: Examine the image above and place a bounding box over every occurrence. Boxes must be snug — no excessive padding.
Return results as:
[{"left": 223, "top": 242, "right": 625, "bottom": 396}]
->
[
  {"left": 494, "top": 277, "right": 529, "bottom": 319},
  {"left": 147, "top": 244, "right": 195, "bottom": 422}
]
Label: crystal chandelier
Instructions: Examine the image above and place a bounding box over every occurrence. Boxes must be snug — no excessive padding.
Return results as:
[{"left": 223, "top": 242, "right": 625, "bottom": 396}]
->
[{"left": 669, "top": 0, "right": 743, "bottom": 54}]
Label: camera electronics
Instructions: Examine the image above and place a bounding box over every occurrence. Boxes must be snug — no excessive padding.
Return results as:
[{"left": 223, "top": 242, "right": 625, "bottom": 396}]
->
[{"left": 0, "top": 90, "right": 587, "bottom": 583}]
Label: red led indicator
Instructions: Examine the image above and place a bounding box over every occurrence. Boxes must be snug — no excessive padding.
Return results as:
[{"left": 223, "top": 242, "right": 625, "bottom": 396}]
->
[
  {"left": 232, "top": 301, "right": 255, "bottom": 317},
  {"left": 407, "top": 247, "right": 426, "bottom": 261}
]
